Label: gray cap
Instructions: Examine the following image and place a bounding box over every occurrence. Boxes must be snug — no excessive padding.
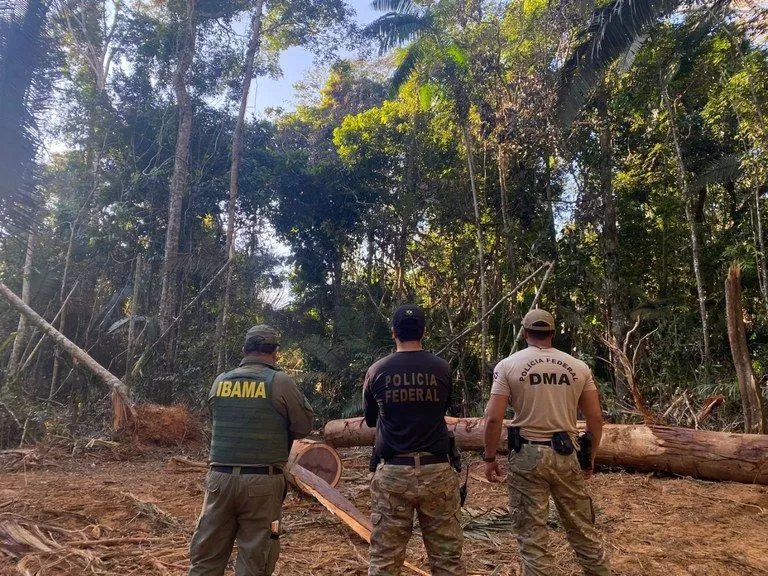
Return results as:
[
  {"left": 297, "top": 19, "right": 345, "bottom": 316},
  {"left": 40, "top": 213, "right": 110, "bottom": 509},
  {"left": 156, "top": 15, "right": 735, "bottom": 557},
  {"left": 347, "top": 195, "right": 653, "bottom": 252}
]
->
[
  {"left": 244, "top": 324, "right": 280, "bottom": 348},
  {"left": 522, "top": 309, "right": 555, "bottom": 331}
]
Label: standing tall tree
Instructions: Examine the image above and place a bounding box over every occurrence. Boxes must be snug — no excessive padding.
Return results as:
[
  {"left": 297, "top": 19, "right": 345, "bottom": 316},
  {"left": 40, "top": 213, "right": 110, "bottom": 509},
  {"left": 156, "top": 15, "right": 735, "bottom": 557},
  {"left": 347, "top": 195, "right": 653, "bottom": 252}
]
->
[
  {"left": 364, "top": 0, "right": 489, "bottom": 376},
  {"left": 158, "top": 0, "right": 197, "bottom": 356}
]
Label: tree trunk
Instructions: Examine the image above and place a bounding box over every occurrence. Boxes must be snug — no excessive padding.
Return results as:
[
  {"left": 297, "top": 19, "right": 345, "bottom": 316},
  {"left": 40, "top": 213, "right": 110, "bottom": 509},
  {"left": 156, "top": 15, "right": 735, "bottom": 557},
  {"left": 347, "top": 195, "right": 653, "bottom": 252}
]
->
[
  {"left": 461, "top": 122, "right": 487, "bottom": 380},
  {"left": 497, "top": 145, "right": 516, "bottom": 283},
  {"left": 159, "top": 0, "right": 197, "bottom": 349},
  {"left": 752, "top": 188, "right": 768, "bottom": 319},
  {"left": 216, "top": 0, "right": 265, "bottom": 372},
  {"left": 596, "top": 91, "right": 628, "bottom": 400},
  {"left": 323, "top": 416, "right": 768, "bottom": 485},
  {"left": 124, "top": 254, "right": 142, "bottom": 384},
  {"left": 0, "top": 282, "right": 135, "bottom": 428},
  {"left": 725, "top": 263, "right": 766, "bottom": 434},
  {"left": 661, "top": 87, "right": 711, "bottom": 380},
  {"left": 7, "top": 228, "right": 35, "bottom": 379}
]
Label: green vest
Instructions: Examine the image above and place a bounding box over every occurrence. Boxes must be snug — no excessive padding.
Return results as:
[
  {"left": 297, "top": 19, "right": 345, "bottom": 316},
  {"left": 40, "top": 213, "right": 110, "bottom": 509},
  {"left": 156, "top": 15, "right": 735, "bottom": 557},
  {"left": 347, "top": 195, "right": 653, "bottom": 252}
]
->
[{"left": 209, "top": 363, "right": 290, "bottom": 465}]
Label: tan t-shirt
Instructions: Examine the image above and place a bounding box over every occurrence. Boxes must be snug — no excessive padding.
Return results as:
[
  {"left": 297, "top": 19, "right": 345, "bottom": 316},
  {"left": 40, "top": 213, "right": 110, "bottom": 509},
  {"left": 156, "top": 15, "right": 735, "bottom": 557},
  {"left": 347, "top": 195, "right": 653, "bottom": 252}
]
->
[{"left": 490, "top": 345, "right": 596, "bottom": 441}]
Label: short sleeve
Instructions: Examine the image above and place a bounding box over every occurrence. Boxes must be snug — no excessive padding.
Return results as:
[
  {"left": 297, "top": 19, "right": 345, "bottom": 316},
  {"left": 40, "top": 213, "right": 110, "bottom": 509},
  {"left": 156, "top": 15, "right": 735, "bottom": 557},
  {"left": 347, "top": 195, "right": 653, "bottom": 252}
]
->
[
  {"left": 582, "top": 366, "right": 597, "bottom": 392},
  {"left": 490, "top": 360, "right": 512, "bottom": 397}
]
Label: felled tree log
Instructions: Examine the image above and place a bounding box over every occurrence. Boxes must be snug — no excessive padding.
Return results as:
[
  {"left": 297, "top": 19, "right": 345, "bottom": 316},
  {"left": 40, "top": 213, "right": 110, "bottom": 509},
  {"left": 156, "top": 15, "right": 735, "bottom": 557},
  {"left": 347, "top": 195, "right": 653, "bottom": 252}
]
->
[
  {"left": 324, "top": 416, "right": 506, "bottom": 451},
  {"left": 285, "top": 464, "right": 429, "bottom": 575},
  {"left": 324, "top": 417, "right": 768, "bottom": 485},
  {"left": 0, "top": 282, "right": 135, "bottom": 428},
  {"left": 286, "top": 439, "right": 342, "bottom": 487}
]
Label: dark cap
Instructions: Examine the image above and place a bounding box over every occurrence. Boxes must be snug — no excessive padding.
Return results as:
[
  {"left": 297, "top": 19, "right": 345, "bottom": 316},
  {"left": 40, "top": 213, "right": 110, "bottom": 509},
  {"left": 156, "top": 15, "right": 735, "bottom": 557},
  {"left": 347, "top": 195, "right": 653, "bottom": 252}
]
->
[
  {"left": 244, "top": 324, "right": 280, "bottom": 348},
  {"left": 392, "top": 304, "right": 426, "bottom": 330},
  {"left": 522, "top": 309, "right": 555, "bottom": 331}
]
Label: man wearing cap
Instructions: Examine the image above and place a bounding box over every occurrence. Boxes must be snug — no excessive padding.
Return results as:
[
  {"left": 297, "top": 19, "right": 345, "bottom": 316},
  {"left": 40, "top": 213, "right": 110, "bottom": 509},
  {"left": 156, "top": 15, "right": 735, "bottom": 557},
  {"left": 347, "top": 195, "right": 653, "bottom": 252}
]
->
[
  {"left": 483, "top": 309, "right": 610, "bottom": 576},
  {"left": 188, "top": 325, "right": 315, "bottom": 576},
  {"left": 363, "top": 304, "right": 466, "bottom": 576}
]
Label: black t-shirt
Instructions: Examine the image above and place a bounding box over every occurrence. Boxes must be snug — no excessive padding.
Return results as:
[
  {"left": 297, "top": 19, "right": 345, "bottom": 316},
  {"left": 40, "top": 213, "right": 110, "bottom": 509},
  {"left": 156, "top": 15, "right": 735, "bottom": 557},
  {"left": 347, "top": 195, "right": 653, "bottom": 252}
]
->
[{"left": 362, "top": 350, "right": 452, "bottom": 458}]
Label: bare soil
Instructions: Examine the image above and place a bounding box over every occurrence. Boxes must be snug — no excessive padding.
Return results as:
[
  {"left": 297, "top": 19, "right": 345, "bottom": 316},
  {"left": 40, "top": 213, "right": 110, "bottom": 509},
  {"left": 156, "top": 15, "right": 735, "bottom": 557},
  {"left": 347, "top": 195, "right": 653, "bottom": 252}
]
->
[{"left": 0, "top": 445, "right": 766, "bottom": 576}]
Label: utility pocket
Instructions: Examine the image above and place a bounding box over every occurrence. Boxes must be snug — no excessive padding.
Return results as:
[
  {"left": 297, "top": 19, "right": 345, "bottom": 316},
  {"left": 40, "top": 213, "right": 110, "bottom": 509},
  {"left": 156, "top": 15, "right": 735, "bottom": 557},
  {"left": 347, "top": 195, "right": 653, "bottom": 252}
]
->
[
  {"left": 508, "top": 446, "right": 540, "bottom": 472},
  {"left": 246, "top": 477, "right": 273, "bottom": 498},
  {"left": 420, "top": 471, "right": 460, "bottom": 519},
  {"left": 205, "top": 471, "right": 225, "bottom": 493}
]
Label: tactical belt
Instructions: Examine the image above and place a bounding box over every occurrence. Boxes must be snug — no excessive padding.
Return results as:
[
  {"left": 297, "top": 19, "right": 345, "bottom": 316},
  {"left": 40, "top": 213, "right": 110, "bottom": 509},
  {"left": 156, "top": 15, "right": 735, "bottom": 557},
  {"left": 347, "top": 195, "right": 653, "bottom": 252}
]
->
[
  {"left": 384, "top": 454, "right": 449, "bottom": 466},
  {"left": 521, "top": 438, "right": 552, "bottom": 446},
  {"left": 211, "top": 465, "right": 283, "bottom": 475}
]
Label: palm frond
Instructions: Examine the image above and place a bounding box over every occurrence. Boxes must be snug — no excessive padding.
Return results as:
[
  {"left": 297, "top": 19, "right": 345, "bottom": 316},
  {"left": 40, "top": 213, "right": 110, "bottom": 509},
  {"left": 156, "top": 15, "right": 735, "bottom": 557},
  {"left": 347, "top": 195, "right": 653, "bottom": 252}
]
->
[
  {"left": 370, "top": 0, "right": 420, "bottom": 15},
  {"left": 0, "top": 0, "right": 53, "bottom": 235},
  {"left": 363, "top": 12, "right": 431, "bottom": 55},
  {"left": 557, "top": 0, "right": 683, "bottom": 129},
  {"left": 690, "top": 154, "right": 741, "bottom": 193},
  {"left": 391, "top": 42, "right": 423, "bottom": 92}
]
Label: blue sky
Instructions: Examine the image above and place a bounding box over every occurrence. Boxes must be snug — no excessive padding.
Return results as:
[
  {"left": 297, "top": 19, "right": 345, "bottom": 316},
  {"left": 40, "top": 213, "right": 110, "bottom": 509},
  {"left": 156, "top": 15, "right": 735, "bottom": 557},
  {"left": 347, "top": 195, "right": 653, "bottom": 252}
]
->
[{"left": 251, "top": 0, "right": 379, "bottom": 115}]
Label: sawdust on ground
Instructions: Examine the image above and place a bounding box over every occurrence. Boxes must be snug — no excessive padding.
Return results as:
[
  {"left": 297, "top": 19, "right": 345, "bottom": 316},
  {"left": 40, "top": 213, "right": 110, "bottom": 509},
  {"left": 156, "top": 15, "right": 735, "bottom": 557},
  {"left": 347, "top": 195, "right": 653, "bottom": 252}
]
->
[{"left": 0, "top": 445, "right": 766, "bottom": 576}]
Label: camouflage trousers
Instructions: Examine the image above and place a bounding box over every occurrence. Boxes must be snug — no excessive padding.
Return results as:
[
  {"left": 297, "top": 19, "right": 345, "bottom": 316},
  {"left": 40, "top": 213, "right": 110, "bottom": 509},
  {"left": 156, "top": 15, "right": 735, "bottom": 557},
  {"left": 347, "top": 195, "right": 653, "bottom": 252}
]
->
[
  {"left": 369, "top": 459, "right": 466, "bottom": 576},
  {"left": 508, "top": 445, "right": 611, "bottom": 576},
  {"left": 188, "top": 469, "right": 286, "bottom": 576}
]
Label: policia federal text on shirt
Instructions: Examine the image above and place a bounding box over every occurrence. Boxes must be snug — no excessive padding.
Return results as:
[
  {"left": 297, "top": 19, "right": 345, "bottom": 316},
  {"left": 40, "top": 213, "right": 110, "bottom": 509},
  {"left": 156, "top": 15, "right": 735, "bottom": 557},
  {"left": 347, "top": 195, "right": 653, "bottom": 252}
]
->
[{"left": 363, "top": 304, "right": 466, "bottom": 576}]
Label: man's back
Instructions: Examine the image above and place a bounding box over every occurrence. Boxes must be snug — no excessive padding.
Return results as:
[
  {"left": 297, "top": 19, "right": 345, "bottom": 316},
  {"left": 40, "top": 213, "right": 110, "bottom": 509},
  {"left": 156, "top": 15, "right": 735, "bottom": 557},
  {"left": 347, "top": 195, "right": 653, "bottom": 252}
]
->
[
  {"left": 364, "top": 350, "right": 451, "bottom": 458},
  {"left": 492, "top": 346, "right": 596, "bottom": 441}
]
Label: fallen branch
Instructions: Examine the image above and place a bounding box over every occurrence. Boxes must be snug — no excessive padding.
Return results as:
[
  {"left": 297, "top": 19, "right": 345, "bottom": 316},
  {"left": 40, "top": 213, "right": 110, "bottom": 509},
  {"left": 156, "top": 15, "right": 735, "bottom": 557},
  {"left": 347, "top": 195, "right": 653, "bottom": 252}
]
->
[
  {"left": 436, "top": 262, "right": 551, "bottom": 356},
  {"left": 118, "top": 492, "right": 185, "bottom": 531},
  {"left": 510, "top": 262, "right": 555, "bottom": 354},
  {"left": 0, "top": 282, "right": 135, "bottom": 428}
]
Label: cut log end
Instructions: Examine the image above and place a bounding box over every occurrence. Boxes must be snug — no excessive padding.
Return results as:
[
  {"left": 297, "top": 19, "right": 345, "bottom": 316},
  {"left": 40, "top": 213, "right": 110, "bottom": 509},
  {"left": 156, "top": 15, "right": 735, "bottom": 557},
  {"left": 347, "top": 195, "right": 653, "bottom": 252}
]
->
[{"left": 288, "top": 440, "right": 342, "bottom": 488}]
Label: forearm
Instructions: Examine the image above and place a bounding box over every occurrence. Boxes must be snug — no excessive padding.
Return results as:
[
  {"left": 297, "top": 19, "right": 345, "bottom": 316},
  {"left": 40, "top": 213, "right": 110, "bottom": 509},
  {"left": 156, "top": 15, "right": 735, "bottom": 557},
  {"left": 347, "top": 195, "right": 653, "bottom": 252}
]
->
[
  {"left": 483, "top": 417, "right": 504, "bottom": 458},
  {"left": 585, "top": 417, "right": 603, "bottom": 458}
]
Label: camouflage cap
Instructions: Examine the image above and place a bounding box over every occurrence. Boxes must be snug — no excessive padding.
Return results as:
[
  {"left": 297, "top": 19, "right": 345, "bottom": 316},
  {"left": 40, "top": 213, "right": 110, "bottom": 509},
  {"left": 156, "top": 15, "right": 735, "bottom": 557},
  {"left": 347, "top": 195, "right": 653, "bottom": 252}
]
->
[
  {"left": 244, "top": 324, "right": 280, "bottom": 348},
  {"left": 522, "top": 309, "right": 555, "bottom": 331}
]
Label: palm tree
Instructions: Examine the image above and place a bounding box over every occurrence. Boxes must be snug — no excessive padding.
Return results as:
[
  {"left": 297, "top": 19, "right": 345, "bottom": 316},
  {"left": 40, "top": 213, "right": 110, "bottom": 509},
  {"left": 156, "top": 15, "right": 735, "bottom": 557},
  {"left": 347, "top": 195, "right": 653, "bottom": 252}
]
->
[
  {"left": 0, "top": 0, "right": 53, "bottom": 234},
  {"left": 557, "top": 0, "right": 685, "bottom": 129},
  {"left": 364, "top": 0, "right": 490, "bottom": 380}
]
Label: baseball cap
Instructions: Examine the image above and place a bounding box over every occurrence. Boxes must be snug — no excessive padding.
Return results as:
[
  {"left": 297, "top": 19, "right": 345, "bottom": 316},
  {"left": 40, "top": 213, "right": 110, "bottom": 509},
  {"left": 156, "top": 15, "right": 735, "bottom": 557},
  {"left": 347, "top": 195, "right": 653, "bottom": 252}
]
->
[
  {"left": 392, "top": 304, "right": 426, "bottom": 330},
  {"left": 244, "top": 324, "right": 280, "bottom": 348},
  {"left": 522, "top": 309, "right": 555, "bottom": 331}
]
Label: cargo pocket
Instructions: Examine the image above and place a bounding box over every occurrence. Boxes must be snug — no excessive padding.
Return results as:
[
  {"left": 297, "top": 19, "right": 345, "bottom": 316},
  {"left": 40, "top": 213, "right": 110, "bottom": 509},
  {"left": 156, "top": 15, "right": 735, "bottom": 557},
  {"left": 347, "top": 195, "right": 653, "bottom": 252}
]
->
[
  {"left": 508, "top": 446, "right": 540, "bottom": 473},
  {"left": 420, "top": 473, "right": 460, "bottom": 519},
  {"left": 246, "top": 478, "right": 273, "bottom": 498}
]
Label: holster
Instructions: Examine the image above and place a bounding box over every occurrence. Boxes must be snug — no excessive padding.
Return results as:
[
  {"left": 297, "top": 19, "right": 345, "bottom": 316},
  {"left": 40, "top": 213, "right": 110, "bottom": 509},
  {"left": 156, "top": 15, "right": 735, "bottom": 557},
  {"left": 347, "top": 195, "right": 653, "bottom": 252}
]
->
[
  {"left": 448, "top": 432, "right": 462, "bottom": 473},
  {"left": 551, "top": 431, "right": 574, "bottom": 455},
  {"left": 577, "top": 431, "right": 593, "bottom": 470},
  {"left": 368, "top": 449, "right": 381, "bottom": 472},
  {"left": 508, "top": 426, "right": 523, "bottom": 453}
]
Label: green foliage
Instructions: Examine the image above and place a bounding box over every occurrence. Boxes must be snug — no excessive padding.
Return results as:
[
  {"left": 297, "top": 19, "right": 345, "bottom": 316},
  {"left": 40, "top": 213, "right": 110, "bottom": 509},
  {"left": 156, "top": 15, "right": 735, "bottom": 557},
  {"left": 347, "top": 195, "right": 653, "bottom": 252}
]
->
[{"left": 3, "top": 0, "right": 768, "bottom": 434}]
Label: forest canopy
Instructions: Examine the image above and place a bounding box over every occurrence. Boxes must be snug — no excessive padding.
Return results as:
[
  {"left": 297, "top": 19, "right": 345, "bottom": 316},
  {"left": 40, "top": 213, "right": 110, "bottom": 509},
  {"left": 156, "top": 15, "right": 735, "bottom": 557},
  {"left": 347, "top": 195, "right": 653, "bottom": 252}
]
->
[{"left": 2, "top": 0, "right": 768, "bottom": 442}]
